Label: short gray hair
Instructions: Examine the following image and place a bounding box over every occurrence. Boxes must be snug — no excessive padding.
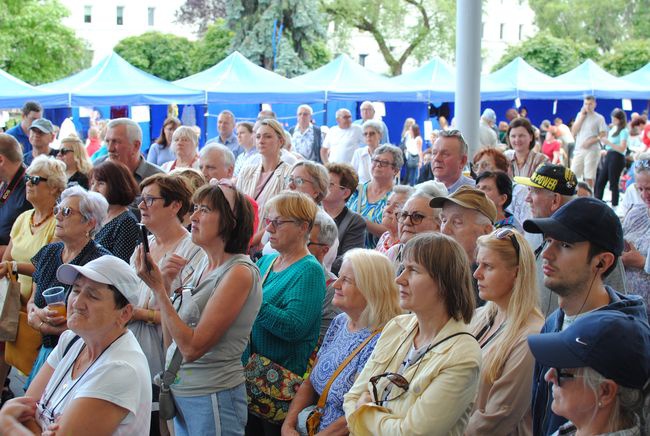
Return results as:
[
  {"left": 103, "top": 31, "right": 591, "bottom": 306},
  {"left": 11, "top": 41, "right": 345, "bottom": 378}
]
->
[
  {"left": 374, "top": 144, "right": 404, "bottom": 169},
  {"left": 107, "top": 118, "right": 142, "bottom": 145},
  {"left": 291, "top": 161, "right": 330, "bottom": 203},
  {"left": 28, "top": 155, "right": 67, "bottom": 194},
  {"left": 636, "top": 152, "right": 650, "bottom": 175},
  {"left": 362, "top": 119, "right": 384, "bottom": 137},
  {"left": 335, "top": 108, "right": 351, "bottom": 118},
  {"left": 360, "top": 101, "right": 375, "bottom": 112},
  {"left": 439, "top": 130, "right": 469, "bottom": 157},
  {"left": 218, "top": 110, "right": 235, "bottom": 122},
  {"left": 200, "top": 143, "right": 235, "bottom": 169},
  {"left": 392, "top": 185, "right": 415, "bottom": 197},
  {"left": 314, "top": 210, "right": 338, "bottom": 247},
  {"left": 297, "top": 104, "right": 313, "bottom": 115},
  {"left": 60, "top": 185, "right": 108, "bottom": 237},
  {"left": 412, "top": 180, "right": 448, "bottom": 201}
]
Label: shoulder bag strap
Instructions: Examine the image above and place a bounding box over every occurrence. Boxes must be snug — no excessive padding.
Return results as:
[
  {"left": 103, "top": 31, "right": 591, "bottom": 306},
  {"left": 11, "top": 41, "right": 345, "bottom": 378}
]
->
[{"left": 315, "top": 328, "right": 381, "bottom": 410}]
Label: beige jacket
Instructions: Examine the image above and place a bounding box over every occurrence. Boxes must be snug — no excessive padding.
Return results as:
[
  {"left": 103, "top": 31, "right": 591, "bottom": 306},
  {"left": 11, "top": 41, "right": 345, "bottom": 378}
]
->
[{"left": 236, "top": 161, "right": 291, "bottom": 231}]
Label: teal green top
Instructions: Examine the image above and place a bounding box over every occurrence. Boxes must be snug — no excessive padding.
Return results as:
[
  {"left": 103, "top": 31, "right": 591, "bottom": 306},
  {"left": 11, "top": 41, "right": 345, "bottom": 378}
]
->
[
  {"left": 605, "top": 126, "right": 629, "bottom": 155},
  {"left": 244, "top": 253, "right": 326, "bottom": 375}
]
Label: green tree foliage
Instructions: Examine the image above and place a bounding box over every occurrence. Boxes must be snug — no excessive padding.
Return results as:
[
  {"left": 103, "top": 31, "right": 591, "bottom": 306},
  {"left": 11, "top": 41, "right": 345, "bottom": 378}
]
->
[
  {"left": 0, "top": 0, "right": 91, "bottom": 85},
  {"left": 600, "top": 39, "right": 650, "bottom": 76},
  {"left": 226, "top": 0, "right": 331, "bottom": 77},
  {"left": 321, "top": 0, "right": 456, "bottom": 76},
  {"left": 491, "top": 31, "right": 597, "bottom": 76},
  {"left": 189, "top": 20, "right": 234, "bottom": 72},
  {"left": 176, "top": 0, "right": 226, "bottom": 34},
  {"left": 114, "top": 32, "right": 195, "bottom": 81}
]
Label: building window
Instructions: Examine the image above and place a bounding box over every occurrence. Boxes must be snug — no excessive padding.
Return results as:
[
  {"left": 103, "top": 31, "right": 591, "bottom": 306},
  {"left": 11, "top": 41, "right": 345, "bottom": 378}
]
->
[
  {"left": 358, "top": 54, "right": 368, "bottom": 66},
  {"left": 116, "top": 6, "right": 124, "bottom": 25},
  {"left": 499, "top": 23, "right": 505, "bottom": 40},
  {"left": 84, "top": 5, "right": 92, "bottom": 23},
  {"left": 148, "top": 7, "right": 155, "bottom": 26},
  {"left": 519, "top": 24, "right": 524, "bottom": 40}
]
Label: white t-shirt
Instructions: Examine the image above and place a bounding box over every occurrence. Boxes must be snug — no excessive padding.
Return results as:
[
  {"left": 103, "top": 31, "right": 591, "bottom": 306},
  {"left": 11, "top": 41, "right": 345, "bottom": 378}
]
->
[
  {"left": 322, "top": 125, "right": 363, "bottom": 163},
  {"left": 36, "top": 330, "right": 152, "bottom": 435},
  {"left": 350, "top": 146, "right": 372, "bottom": 184}
]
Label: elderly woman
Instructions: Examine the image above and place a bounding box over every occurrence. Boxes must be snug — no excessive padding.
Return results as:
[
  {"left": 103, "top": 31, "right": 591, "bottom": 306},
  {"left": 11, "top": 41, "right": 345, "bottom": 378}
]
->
[
  {"left": 1, "top": 256, "right": 153, "bottom": 434},
  {"left": 56, "top": 135, "right": 92, "bottom": 189},
  {"left": 245, "top": 191, "right": 326, "bottom": 435},
  {"left": 148, "top": 116, "right": 181, "bottom": 167},
  {"left": 89, "top": 160, "right": 141, "bottom": 263},
  {"left": 129, "top": 173, "right": 204, "bottom": 434},
  {"left": 467, "top": 229, "right": 544, "bottom": 434},
  {"left": 136, "top": 182, "right": 260, "bottom": 436},
  {"left": 386, "top": 181, "right": 447, "bottom": 272},
  {"left": 472, "top": 147, "right": 509, "bottom": 176},
  {"left": 505, "top": 118, "right": 548, "bottom": 178},
  {"left": 348, "top": 144, "right": 403, "bottom": 249},
  {"left": 237, "top": 119, "right": 292, "bottom": 247},
  {"left": 528, "top": 311, "right": 650, "bottom": 436},
  {"left": 351, "top": 120, "right": 385, "bottom": 184},
  {"left": 322, "top": 163, "right": 366, "bottom": 276},
  {"left": 375, "top": 185, "right": 415, "bottom": 255},
  {"left": 0, "top": 156, "right": 66, "bottom": 390},
  {"left": 621, "top": 157, "right": 650, "bottom": 309},
  {"left": 161, "top": 126, "right": 200, "bottom": 172},
  {"left": 476, "top": 171, "right": 522, "bottom": 231},
  {"left": 343, "top": 233, "right": 480, "bottom": 434},
  {"left": 234, "top": 122, "right": 258, "bottom": 177},
  {"left": 286, "top": 161, "right": 329, "bottom": 205},
  {"left": 24, "top": 186, "right": 111, "bottom": 387},
  {"left": 282, "top": 249, "right": 402, "bottom": 436}
]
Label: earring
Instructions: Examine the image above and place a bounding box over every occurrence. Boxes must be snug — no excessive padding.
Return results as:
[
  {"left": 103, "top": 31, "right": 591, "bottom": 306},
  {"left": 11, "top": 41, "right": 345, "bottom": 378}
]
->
[{"left": 598, "top": 401, "right": 603, "bottom": 408}]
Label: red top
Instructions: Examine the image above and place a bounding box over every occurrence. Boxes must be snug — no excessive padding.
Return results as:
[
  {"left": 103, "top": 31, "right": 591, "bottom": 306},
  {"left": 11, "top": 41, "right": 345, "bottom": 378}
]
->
[{"left": 542, "top": 139, "right": 561, "bottom": 161}]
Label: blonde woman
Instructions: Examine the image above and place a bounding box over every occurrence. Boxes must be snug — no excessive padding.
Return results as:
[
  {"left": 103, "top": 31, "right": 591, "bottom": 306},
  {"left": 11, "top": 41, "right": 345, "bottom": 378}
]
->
[
  {"left": 161, "top": 126, "right": 200, "bottom": 172},
  {"left": 57, "top": 135, "right": 93, "bottom": 189},
  {"left": 282, "top": 249, "right": 403, "bottom": 436},
  {"left": 466, "top": 228, "right": 544, "bottom": 435}
]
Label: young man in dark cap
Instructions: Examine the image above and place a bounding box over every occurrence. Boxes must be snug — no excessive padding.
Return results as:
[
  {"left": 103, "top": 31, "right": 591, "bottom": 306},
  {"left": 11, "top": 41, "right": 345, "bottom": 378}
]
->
[{"left": 524, "top": 197, "right": 647, "bottom": 436}]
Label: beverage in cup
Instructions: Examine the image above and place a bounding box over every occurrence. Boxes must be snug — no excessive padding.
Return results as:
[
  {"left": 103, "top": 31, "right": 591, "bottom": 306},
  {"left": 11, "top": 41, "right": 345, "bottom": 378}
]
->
[{"left": 42, "top": 286, "right": 66, "bottom": 319}]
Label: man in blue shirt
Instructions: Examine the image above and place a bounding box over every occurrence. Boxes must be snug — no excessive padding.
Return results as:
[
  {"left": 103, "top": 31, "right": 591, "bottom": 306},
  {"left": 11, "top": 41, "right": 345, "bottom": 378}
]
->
[
  {"left": 5, "top": 101, "right": 42, "bottom": 155},
  {"left": 23, "top": 118, "right": 58, "bottom": 166},
  {"left": 206, "top": 110, "right": 243, "bottom": 159}
]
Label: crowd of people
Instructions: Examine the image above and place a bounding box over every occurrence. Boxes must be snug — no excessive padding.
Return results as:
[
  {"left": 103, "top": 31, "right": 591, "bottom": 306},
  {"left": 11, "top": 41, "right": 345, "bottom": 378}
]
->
[{"left": 0, "top": 97, "right": 648, "bottom": 435}]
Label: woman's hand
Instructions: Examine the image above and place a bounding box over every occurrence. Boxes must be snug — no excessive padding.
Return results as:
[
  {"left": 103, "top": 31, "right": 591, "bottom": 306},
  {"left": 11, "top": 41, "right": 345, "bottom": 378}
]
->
[
  {"left": 0, "top": 397, "right": 37, "bottom": 423},
  {"left": 160, "top": 254, "right": 188, "bottom": 291},
  {"left": 134, "top": 244, "right": 168, "bottom": 297},
  {"left": 42, "top": 419, "right": 61, "bottom": 436},
  {"left": 622, "top": 241, "right": 646, "bottom": 269}
]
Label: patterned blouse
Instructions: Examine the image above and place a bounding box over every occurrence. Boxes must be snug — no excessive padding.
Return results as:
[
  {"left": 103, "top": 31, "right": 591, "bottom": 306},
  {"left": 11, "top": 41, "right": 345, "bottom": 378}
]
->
[
  {"left": 505, "top": 149, "right": 548, "bottom": 178},
  {"left": 347, "top": 182, "right": 391, "bottom": 249},
  {"left": 94, "top": 210, "right": 141, "bottom": 263},
  {"left": 623, "top": 204, "right": 650, "bottom": 309}
]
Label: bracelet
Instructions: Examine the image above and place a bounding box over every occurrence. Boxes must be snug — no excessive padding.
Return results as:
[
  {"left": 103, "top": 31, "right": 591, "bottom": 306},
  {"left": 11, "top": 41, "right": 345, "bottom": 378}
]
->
[
  {"left": 38, "top": 321, "right": 45, "bottom": 332},
  {"left": 147, "top": 309, "right": 155, "bottom": 325}
]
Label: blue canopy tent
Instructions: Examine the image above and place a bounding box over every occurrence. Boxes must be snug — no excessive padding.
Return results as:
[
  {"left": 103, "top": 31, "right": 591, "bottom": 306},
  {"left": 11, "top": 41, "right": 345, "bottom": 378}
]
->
[
  {"left": 174, "top": 51, "right": 325, "bottom": 104},
  {"left": 388, "top": 57, "right": 456, "bottom": 103},
  {"left": 553, "top": 59, "right": 650, "bottom": 100},
  {"left": 37, "top": 52, "right": 204, "bottom": 107},
  {"left": 0, "top": 69, "right": 69, "bottom": 109}
]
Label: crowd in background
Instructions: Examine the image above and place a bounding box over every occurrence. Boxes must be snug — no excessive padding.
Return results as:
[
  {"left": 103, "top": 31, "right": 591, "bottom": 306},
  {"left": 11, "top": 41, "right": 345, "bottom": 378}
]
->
[{"left": 0, "top": 97, "right": 648, "bottom": 435}]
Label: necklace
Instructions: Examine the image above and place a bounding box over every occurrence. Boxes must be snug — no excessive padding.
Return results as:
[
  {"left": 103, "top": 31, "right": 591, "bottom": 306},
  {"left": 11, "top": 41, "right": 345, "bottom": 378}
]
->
[{"left": 30, "top": 210, "right": 54, "bottom": 228}]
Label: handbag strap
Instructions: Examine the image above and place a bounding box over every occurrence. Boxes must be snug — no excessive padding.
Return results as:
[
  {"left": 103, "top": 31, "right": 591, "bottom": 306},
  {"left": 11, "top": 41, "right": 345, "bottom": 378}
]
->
[{"left": 315, "top": 328, "right": 381, "bottom": 410}]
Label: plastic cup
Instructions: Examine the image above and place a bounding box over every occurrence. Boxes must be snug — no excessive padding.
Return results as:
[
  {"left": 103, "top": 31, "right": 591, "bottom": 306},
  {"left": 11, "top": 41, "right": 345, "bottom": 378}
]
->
[{"left": 42, "top": 286, "right": 67, "bottom": 319}]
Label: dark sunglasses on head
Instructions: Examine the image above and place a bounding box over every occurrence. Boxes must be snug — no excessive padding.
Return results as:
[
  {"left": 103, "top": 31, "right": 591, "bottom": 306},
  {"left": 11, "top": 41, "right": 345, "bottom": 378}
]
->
[
  {"left": 57, "top": 148, "right": 73, "bottom": 156},
  {"left": 24, "top": 175, "right": 48, "bottom": 185},
  {"left": 495, "top": 227, "right": 520, "bottom": 261}
]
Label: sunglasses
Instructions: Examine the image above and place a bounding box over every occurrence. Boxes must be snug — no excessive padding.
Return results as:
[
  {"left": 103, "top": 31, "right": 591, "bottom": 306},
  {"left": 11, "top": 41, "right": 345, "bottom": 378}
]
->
[
  {"left": 495, "top": 227, "right": 520, "bottom": 261},
  {"left": 54, "top": 205, "right": 84, "bottom": 219},
  {"left": 57, "top": 148, "right": 73, "bottom": 156},
  {"left": 24, "top": 175, "right": 48, "bottom": 185},
  {"left": 285, "top": 176, "right": 314, "bottom": 187},
  {"left": 398, "top": 211, "right": 427, "bottom": 225},
  {"left": 369, "top": 372, "right": 410, "bottom": 405},
  {"left": 554, "top": 368, "right": 579, "bottom": 387}
]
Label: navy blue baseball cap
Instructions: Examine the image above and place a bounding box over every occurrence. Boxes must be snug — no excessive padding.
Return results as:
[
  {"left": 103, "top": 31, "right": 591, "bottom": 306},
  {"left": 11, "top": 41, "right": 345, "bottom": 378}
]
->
[
  {"left": 523, "top": 197, "right": 624, "bottom": 256},
  {"left": 528, "top": 311, "right": 650, "bottom": 389}
]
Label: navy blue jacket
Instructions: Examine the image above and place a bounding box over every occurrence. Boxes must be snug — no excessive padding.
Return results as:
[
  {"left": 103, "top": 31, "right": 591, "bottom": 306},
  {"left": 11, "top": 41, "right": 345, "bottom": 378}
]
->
[{"left": 531, "top": 287, "right": 648, "bottom": 435}]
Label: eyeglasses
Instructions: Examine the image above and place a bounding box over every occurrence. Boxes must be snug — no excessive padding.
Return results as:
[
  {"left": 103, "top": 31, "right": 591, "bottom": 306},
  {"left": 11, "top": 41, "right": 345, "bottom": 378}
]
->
[
  {"left": 329, "top": 182, "right": 346, "bottom": 191},
  {"left": 398, "top": 211, "right": 427, "bottom": 225},
  {"left": 369, "top": 372, "right": 410, "bottom": 405},
  {"left": 136, "top": 195, "right": 165, "bottom": 208},
  {"left": 363, "top": 131, "right": 378, "bottom": 137},
  {"left": 192, "top": 204, "right": 213, "bottom": 215},
  {"left": 307, "top": 241, "right": 328, "bottom": 247},
  {"left": 57, "top": 148, "right": 73, "bottom": 156},
  {"left": 495, "top": 227, "right": 520, "bottom": 261},
  {"left": 24, "top": 175, "right": 48, "bottom": 185},
  {"left": 264, "top": 218, "right": 298, "bottom": 229},
  {"left": 54, "top": 205, "right": 85, "bottom": 219},
  {"left": 285, "top": 176, "right": 314, "bottom": 187},
  {"left": 371, "top": 158, "right": 395, "bottom": 168}
]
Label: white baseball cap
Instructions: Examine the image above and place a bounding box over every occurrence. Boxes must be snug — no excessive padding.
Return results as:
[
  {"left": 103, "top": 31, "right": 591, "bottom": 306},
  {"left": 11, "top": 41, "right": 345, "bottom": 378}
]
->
[{"left": 56, "top": 255, "right": 140, "bottom": 306}]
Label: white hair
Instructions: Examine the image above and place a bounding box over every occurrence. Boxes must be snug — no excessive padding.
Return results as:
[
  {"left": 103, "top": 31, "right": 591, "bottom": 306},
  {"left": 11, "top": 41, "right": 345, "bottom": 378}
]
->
[
  {"left": 297, "top": 104, "right": 313, "bottom": 115},
  {"left": 314, "top": 210, "right": 338, "bottom": 247},
  {"left": 412, "top": 180, "right": 448, "bottom": 201},
  {"left": 60, "top": 185, "right": 108, "bottom": 237},
  {"left": 200, "top": 143, "right": 235, "bottom": 169},
  {"left": 107, "top": 118, "right": 142, "bottom": 145}
]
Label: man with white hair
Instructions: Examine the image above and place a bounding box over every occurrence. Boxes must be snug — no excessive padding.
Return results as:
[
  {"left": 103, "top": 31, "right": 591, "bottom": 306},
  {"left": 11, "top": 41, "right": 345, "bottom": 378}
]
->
[
  {"left": 479, "top": 108, "right": 498, "bottom": 148},
  {"left": 96, "top": 118, "right": 163, "bottom": 183},
  {"left": 353, "top": 101, "right": 389, "bottom": 143},
  {"left": 199, "top": 143, "right": 236, "bottom": 181},
  {"left": 289, "top": 104, "right": 323, "bottom": 162},
  {"left": 320, "top": 109, "right": 363, "bottom": 164}
]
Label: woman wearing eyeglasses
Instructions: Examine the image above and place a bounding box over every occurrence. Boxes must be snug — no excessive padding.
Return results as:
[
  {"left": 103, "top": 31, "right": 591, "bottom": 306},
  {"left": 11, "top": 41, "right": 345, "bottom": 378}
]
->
[
  {"left": 375, "top": 186, "right": 413, "bottom": 255},
  {"left": 343, "top": 233, "right": 480, "bottom": 435},
  {"left": 89, "top": 160, "right": 141, "bottom": 263},
  {"left": 621, "top": 157, "right": 650, "bottom": 311},
  {"left": 135, "top": 181, "right": 259, "bottom": 436},
  {"left": 245, "top": 191, "right": 326, "bottom": 435},
  {"left": 282, "top": 249, "right": 402, "bottom": 436},
  {"left": 0, "top": 156, "right": 66, "bottom": 394},
  {"left": 348, "top": 144, "right": 403, "bottom": 249},
  {"left": 466, "top": 229, "right": 543, "bottom": 435},
  {"left": 129, "top": 173, "right": 204, "bottom": 436},
  {"left": 56, "top": 135, "right": 92, "bottom": 189},
  {"left": 386, "top": 181, "right": 447, "bottom": 273},
  {"left": 351, "top": 120, "right": 385, "bottom": 184},
  {"left": 24, "top": 186, "right": 111, "bottom": 388}
]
